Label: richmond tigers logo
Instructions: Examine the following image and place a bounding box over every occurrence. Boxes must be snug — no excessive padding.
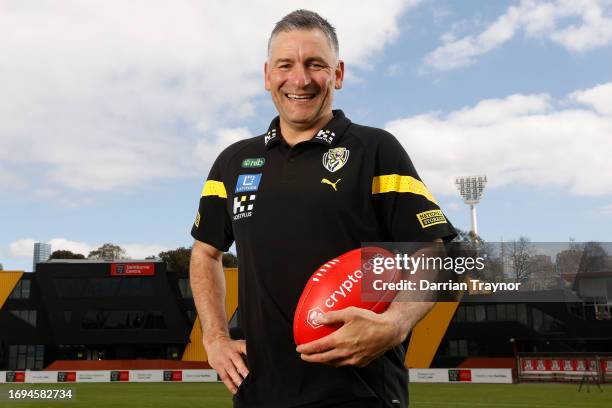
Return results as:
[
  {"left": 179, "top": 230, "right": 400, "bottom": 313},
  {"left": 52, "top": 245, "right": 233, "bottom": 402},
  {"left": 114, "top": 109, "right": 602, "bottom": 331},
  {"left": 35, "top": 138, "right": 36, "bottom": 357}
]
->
[{"left": 322, "top": 147, "right": 349, "bottom": 173}]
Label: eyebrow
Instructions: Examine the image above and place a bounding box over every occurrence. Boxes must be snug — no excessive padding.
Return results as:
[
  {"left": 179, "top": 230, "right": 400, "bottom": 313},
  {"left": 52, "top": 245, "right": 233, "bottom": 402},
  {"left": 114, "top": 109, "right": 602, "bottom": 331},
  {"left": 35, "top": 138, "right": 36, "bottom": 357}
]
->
[
  {"left": 273, "top": 56, "right": 329, "bottom": 65},
  {"left": 304, "top": 57, "right": 328, "bottom": 64}
]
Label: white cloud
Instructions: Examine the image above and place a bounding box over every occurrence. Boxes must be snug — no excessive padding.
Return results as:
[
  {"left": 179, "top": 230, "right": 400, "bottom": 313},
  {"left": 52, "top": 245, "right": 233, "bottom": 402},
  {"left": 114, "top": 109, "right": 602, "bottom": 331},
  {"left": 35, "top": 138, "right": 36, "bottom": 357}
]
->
[
  {"left": 447, "top": 93, "right": 553, "bottom": 125},
  {"left": 0, "top": 0, "right": 417, "bottom": 196},
  {"left": 424, "top": 0, "right": 612, "bottom": 71},
  {"left": 569, "top": 82, "right": 612, "bottom": 115},
  {"left": 47, "top": 238, "right": 93, "bottom": 257},
  {"left": 123, "top": 244, "right": 167, "bottom": 259},
  {"left": 9, "top": 239, "right": 37, "bottom": 258},
  {"left": 385, "top": 81, "right": 612, "bottom": 197},
  {"left": 194, "top": 127, "right": 254, "bottom": 171}
]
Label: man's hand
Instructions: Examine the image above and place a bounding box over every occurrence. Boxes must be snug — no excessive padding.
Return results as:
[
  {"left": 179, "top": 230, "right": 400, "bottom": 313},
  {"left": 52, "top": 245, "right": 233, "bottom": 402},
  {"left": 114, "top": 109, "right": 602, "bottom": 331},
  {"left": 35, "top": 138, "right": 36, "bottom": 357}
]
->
[
  {"left": 296, "top": 306, "right": 410, "bottom": 367},
  {"left": 204, "top": 335, "right": 249, "bottom": 394},
  {"left": 191, "top": 240, "right": 249, "bottom": 394}
]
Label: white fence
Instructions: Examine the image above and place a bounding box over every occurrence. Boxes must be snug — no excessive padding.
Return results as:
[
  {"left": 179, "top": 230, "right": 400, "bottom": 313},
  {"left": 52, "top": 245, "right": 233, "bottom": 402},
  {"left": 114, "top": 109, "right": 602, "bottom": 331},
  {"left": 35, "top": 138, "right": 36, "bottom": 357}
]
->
[
  {"left": 0, "top": 369, "right": 218, "bottom": 383},
  {"left": 2, "top": 368, "right": 514, "bottom": 384},
  {"left": 410, "top": 368, "right": 513, "bottom": 384}
]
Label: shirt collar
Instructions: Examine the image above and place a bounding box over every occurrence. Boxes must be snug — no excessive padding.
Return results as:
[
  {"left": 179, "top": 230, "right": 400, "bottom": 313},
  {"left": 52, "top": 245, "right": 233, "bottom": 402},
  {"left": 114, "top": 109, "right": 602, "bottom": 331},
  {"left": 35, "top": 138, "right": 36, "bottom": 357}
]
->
[{"left": 264, "top": 109, "right": 352, "bottom": 149}]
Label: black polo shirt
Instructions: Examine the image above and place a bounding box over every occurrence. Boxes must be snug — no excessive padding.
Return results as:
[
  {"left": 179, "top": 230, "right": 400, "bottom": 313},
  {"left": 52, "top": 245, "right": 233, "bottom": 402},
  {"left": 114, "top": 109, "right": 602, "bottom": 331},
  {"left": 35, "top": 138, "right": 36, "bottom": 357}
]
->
[{"left": 191, "top": 110, "right": 457, "bottom": 408}]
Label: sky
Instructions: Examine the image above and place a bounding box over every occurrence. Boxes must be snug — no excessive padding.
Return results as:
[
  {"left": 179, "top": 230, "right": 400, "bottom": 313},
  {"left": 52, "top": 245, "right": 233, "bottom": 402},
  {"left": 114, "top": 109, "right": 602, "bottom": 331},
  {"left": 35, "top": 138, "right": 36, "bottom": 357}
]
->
[{"left": 1, "top": 0, "right": 612, "bottom": 271}]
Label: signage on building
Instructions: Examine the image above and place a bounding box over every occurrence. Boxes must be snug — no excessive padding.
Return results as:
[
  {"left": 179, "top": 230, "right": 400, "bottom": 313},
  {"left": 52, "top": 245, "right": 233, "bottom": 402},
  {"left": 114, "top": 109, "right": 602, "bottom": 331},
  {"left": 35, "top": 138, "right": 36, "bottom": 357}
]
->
[{"left": 110, "top": 263, "right": 155, "bottom": 276}]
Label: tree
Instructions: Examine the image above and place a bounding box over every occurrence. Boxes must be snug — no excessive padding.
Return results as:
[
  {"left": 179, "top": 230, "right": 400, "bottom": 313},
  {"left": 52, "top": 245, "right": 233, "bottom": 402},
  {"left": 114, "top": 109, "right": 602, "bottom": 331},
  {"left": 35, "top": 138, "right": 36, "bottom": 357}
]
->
[
  {"left": 50, "top": 250, "right": 86, "bottom": 260},
  {"left": 527, "top": 254, "right": 555, "bottom": 290},
  {"left": 159, "top": 247, "right": 238, "bottom": 273},
  {"left": 578, "top": 241, "right": 610, "bottom": 274},
  {"left": 222, "top": 253, "right": 238, "bottom": 268},
  {"left": 556, "top": 247, "right": 583, "bottom": 276},
  {"left": 506, "top": 237, "right": 534, "bottom": 285},
  {"left": 159, "top": 247, "right": 191, "bottom": 274},
  {"left": 88, "top": 243, "right": 127, "bottom": 261}
]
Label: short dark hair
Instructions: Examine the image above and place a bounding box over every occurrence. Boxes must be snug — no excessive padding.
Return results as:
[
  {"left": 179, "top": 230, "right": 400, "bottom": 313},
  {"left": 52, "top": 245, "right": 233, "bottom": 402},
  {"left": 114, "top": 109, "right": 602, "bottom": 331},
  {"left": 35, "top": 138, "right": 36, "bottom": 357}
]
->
[{"left": 268, "top": 9, "right": 339, "bottom": 59}]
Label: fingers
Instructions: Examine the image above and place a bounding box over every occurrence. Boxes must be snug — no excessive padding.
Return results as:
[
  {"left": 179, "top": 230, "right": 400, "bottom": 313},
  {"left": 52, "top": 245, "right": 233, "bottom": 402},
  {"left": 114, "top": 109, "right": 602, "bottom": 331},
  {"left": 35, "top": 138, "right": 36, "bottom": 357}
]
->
[
  {"left": 296, "top": 336, "right": 335, "bottom": 355},
  {"left": 224, "top": 359, "right": 245, "bottom": 392},
  {"left": 218, "top": 368, "right": 238, "bottom": 394},
  {"left": 208, "top": 339, "right": 249, "bottom": 395},
  {"left": 300, "top": 348, "right": 371, "bottom": 367},
  {"left": 300, "top": 348, "right": 343, "bottom": 364},
  {"left": 317, "top": 306, "right": 356, "bottom": 325},
  {"left": 231, "top": 350, "right": 250, "bottom": 379}
]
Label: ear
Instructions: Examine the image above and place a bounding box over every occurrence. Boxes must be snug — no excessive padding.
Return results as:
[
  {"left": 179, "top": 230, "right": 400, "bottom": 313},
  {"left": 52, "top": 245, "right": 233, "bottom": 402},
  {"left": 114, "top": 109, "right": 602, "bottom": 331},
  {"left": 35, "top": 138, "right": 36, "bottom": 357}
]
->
[
  {"left": 334, "top": 60, "right": 345, "bottom": 90},
  {"left": 264, "top": 61, "right": 271, "bottom": 91}
]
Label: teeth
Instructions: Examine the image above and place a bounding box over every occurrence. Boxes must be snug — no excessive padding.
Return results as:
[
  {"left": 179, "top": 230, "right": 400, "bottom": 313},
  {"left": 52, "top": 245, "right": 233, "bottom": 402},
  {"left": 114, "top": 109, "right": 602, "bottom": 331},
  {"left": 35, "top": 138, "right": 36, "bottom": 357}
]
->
[{"left": 287, "top": 94, "right": 314, "bottom": 99}]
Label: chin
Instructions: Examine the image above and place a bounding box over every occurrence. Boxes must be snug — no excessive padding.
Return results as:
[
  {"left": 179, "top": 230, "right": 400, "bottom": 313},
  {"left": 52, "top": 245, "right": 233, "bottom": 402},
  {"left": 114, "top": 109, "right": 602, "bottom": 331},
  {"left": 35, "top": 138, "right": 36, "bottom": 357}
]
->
[{"left": 285, "top": 112, "right": 317, "bottom": 124}]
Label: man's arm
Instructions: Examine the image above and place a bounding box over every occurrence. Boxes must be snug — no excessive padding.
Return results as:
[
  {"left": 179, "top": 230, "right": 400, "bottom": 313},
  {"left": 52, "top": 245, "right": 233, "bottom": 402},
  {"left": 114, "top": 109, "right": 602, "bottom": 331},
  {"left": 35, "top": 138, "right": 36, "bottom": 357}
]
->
[
  {"left": 190, "top": 240, "right": 248, "bottom": 393},
  {"left": 297, "top": 240, "right": 442, "bottom": 367}
]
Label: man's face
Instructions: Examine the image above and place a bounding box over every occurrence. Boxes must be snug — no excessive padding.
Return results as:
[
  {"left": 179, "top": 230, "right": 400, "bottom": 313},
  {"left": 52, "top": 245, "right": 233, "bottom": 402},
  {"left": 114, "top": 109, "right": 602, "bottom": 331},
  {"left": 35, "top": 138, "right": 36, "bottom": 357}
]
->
[{"left": 265, "top": 29, "right": 344, "bottom": 130}]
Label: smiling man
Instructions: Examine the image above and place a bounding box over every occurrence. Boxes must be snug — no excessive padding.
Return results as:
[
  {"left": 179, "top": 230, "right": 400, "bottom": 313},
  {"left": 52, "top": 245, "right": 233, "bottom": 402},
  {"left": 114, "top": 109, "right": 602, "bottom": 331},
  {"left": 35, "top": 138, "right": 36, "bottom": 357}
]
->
[{"left": 190, "top": 9, "right": 456, "bottom": 408}]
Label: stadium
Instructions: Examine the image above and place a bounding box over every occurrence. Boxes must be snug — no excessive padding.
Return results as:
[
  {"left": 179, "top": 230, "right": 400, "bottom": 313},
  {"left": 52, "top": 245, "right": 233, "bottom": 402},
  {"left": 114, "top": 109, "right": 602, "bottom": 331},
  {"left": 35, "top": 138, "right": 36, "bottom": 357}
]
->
[
  {"left": 1, "top": 250, "right": 611, "bottom": 407},
  {"left": 3, "top": 2, "right": 612, "bottom": 407}
]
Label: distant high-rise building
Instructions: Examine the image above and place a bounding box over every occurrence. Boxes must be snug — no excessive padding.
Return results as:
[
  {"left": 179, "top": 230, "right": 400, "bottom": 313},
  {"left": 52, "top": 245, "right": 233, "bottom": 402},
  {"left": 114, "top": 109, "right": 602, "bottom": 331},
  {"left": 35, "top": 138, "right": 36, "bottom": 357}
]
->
[{"left": 33, "top": 242, "right": 52, "bottom": 271}]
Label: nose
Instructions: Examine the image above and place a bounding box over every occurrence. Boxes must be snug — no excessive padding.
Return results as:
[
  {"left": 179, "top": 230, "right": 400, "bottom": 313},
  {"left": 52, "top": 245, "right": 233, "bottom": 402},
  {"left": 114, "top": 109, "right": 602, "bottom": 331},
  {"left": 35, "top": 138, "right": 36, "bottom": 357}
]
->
[{"left": 290, "top": 64, "right": 311, "bottom": 88}]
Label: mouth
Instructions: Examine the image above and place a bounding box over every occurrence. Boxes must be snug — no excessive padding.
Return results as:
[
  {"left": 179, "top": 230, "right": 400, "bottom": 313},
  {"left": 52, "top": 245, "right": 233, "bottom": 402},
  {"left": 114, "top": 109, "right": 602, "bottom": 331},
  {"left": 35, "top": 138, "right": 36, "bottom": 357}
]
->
[{"left": 285, "top": 93, "right": 316, "bottom": 101}]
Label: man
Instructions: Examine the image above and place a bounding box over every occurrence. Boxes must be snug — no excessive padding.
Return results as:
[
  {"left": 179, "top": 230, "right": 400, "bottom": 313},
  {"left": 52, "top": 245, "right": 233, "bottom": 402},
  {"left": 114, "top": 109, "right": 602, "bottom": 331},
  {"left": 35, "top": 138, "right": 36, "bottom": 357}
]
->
[{"left": 190, "top": 9, "right": 456, "bottom": 408}]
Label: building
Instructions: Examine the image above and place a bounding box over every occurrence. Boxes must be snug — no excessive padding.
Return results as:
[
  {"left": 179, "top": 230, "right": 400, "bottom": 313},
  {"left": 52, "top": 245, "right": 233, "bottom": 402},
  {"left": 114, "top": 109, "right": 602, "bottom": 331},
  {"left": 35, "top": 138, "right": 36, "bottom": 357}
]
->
[
  {"left": 434, "top": 291, "right": 612, "bottom": 367},
  {"left": 1, "top": 257, "right": 611, "bottom": 372},
  {"left": 0, "top": 260, "right": 242, "bottom": 371},
  {"left": 33, "top": 242, "right": 52, "bottom": 272}
]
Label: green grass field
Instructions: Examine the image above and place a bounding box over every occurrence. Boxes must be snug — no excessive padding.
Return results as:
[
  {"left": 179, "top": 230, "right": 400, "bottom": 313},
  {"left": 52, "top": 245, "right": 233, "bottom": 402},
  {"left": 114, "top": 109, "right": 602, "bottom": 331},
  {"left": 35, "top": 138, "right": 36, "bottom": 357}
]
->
[{"left": 1, "top": 382, "right": 611, "bottom": 407}]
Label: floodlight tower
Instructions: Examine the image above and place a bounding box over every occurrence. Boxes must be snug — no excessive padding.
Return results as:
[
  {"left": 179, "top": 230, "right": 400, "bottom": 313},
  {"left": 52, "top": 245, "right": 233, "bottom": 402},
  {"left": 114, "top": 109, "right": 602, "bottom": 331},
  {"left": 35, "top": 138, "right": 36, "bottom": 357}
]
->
[{"left": 455, "top": 175, "right": 487, "bottom": 237}]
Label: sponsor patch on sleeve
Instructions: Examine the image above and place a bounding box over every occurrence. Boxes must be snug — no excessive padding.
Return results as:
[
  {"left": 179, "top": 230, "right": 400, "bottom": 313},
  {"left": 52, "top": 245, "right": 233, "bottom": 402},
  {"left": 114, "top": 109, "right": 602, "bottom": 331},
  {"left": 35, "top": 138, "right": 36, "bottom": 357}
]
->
[
  {"left": 194, "top": 211, "right": 201, "bottom": 228},
  {"left": 416, "top": 209, "right": 447, "bottom": 228}
]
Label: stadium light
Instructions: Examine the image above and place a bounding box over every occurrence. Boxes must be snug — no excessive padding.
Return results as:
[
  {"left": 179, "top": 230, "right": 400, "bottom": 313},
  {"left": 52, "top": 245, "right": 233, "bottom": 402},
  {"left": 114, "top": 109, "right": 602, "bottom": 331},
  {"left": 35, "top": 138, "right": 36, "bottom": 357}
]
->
[{"left": 455, "top": 175, "right": 487, "bottom": 237}]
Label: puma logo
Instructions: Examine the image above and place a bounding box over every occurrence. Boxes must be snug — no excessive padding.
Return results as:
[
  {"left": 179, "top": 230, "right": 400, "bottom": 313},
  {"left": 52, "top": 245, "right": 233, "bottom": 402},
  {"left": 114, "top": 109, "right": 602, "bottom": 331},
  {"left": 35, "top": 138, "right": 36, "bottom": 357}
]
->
[{"left": 321, "top": 178, "right": 341, "bottom": 191}]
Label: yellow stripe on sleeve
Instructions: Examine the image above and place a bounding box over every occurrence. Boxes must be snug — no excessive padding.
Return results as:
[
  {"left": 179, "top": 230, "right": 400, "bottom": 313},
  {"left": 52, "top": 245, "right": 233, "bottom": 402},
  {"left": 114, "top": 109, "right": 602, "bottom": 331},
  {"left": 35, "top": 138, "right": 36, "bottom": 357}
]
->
[
  {"left": 372, "top": 174, "right": 438, "bottom": 206},
  {"left": 201, "top": 180, "right": 227, "bottom": 198}
]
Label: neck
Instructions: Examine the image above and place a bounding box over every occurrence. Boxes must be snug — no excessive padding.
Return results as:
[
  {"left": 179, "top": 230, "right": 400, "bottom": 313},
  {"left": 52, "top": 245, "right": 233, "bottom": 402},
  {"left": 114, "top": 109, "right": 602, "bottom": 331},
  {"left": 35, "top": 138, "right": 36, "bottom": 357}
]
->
[{"left": 279, "top": 111, "right": 334, "bottom": 147}]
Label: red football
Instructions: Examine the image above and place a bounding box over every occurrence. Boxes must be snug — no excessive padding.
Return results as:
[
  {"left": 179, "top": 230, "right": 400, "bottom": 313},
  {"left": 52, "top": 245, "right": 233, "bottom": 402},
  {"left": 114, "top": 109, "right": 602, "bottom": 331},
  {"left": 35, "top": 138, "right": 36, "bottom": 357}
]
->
[{"left": 293, "top": 246, "right": 400, "bottom": 345}]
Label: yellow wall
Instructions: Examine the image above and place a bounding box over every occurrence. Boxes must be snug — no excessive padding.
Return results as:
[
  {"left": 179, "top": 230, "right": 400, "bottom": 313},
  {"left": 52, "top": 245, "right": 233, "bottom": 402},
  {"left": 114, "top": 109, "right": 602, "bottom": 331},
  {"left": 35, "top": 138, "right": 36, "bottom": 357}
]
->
[
  {"left": 405, "top": 302, "right": 460, "bottom": 367},
  {"left": 0, "top": 271, "right": 24, "bottom": 310},
  {"left": 182, "top": 268, "right": 239, "bottom": 361}
]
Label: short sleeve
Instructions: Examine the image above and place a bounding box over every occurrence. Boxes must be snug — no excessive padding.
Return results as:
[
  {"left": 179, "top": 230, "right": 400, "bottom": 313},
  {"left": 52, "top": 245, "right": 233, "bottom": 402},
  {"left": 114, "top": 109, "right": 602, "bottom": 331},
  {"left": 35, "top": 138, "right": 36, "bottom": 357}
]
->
[
  {"left": 371, "top": 133, "right": 457, "bottom": 242},
  {"left": 190, "top": 156, "right": 234, "bottom": 251}
]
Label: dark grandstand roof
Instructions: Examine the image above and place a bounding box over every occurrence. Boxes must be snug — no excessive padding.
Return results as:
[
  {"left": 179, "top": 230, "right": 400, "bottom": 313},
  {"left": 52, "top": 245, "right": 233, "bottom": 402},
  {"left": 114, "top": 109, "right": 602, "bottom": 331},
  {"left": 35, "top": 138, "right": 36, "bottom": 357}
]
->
[{"left": 463, "top": 289, "right": 583, "bottom": 303}]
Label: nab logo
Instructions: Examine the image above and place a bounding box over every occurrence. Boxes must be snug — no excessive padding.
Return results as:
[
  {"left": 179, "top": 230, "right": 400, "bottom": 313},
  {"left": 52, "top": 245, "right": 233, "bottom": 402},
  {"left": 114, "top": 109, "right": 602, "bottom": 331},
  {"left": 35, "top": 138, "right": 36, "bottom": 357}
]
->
[{"left": 307, "top": 307, "right": 325, "bottom": 329}]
